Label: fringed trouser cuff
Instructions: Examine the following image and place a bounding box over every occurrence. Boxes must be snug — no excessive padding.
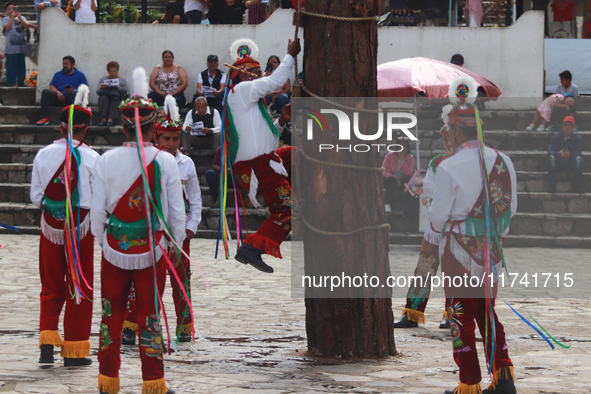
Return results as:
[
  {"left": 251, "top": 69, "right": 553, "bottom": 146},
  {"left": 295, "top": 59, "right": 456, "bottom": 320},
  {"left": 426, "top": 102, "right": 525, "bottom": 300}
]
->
[
  {"left": 61, "top": 340, "right": 90, "bottom": 358},
  {"left": 98, "top": 374, "right": 120, "bottom": 394},
  {"left": 39, "top": 330, "right": 64, "bottom": 347},
  {"left": 142, "top": 377, "right": 167, "bottom": 394},
  {"left": 402, "top": 308, "right": 425, "bottom": 324}
]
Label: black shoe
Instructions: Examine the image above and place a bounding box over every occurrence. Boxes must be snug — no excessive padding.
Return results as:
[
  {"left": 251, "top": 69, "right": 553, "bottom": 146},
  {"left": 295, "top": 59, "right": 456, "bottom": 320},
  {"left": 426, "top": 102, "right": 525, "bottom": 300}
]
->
[
  {"left": 178, "top": 331, "right": 191, "bottom": 342},
  {"left": 106, "top": 121, "right": 113, "bottom": 127},
  {"left": 121, "top": 328, "right": 136, "bottom": 345},
  {"left": 39, "top": 344, "right": 54, "bottom": 363},
  {"left": 166, "top": 391, "right": 176, "bottom": 394},
  {"left": 98, "top": 120, "right": 107, "bottom": 126},
  {"left": 483, "top": 367, "right": 516, "bottom": 394},
  {"left": 393, "top": 313, "right": 418, "bottom": 328},
  {"left": 549, "top": 184, "right": 556, "bottom": 193},
  {"left": 483, "top": 379, "right": 516, "bottom": 393},
  {"left": 235, "top": 244, "right": 273, "bottom": 273},
  {"left": 64, "top": 357, "right": 92, "bottom": 367},
  {"left": 439, "top": 318, "right": 450, "bottom": 329},
  {"left": 18, "top": 83, "right": 27, "bottom": 87},
  {"left": 443, "top": 389, "right": 457, "bottom": 394}
]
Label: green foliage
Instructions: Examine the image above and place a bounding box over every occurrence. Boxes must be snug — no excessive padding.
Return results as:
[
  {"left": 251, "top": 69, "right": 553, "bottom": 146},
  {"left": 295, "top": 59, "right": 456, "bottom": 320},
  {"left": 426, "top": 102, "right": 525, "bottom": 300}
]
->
[
  {"left": 98, "top": 0, "right": 146, "bottom": 23},
  {"left": 147, "top": 9, "right": 161, "bottom": 23}
]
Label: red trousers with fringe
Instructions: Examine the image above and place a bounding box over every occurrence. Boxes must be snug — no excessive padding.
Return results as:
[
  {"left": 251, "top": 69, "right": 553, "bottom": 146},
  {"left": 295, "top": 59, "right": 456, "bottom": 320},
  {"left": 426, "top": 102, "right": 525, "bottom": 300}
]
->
[
  {"left": 442, "top": 243, "right": 512, "bottom": 385},
  {"left": 98, "top": 254, "right": 167, "bottom": 382},
  {"left": 124, "top": 239, "right": 192, "bottom": 333},
  {"left": 39, "top": 230, "right": 94, "bottom": 346},
  {"left": 233, "top": 146, "right": 294, "bottom": 258}
]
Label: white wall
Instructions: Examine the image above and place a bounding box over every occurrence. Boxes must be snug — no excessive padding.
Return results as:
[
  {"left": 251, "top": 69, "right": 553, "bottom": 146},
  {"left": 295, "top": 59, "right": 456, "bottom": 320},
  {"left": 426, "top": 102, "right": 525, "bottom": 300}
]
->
[{"left": 38, "top": 8, "right": 544, "bottom": 108}]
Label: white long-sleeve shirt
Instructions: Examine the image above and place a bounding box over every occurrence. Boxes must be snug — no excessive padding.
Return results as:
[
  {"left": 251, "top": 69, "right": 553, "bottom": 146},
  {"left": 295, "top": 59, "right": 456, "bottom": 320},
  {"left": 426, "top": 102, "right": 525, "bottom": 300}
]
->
[
  {"left": 91, "top": 143, "right": 185, "bottom": 269},
  {"left": 226, "top": 54, "right": 295, "bottom": 164},
  {"left": 31, "top": 139, "right": 99, "bottom": 210},
  {"left": 175, "top": 151, "right": 201, "bottom": 234},
  {"left": 182, "top": 106, "right": 221, "bottom": 136},
  {"left": 429, "top": 145, "right": 517, "bottom": 236}
]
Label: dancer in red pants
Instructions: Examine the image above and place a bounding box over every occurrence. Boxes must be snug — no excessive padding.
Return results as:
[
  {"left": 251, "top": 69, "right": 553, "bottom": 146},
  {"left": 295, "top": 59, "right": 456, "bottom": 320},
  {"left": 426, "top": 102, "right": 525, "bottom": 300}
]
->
[
  {"left": 91, "top": 69, "right": 185, "bottom": 394},
  {"left": 430, "top": 76, "right": 518, "bottom": 394},
  {"left": 30, "top": 85, "right": 97, "bottom": 366},
  {"left": 225, "top": 37, "right": 300, "bottom": 273},
  {"left": 121, "top": 95, "right": 202, "bottom": 345}
]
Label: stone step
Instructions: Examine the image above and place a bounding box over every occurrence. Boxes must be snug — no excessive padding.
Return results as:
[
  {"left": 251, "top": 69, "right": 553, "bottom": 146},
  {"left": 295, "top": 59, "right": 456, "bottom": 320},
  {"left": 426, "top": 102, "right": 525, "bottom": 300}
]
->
[
  {"left": 0, "top": 124, "right": 127, "bottom": 146},
  {"left": 388, "top": 232, "right": 591, "bottom": 248},
  {"left": 387, "top": 209, "right": 591, "bottom": 237},
  {"left": 517, "top": 192, "right": 590, "bottom": 214},
  {"left": 0, "top": 202, "right": 269, "bottom": 232},
  {"left": 0, "top": 87, "right": 36, "bottom": 106},
  {"left": 0, "top": 163, "right": 217, "bottom": 191},
  {"left": 0, "top": 225, "right": 279, "bottom": 243},
  {"left": 508, "top": 151, "right": 591, "bottom": 173},
  {"left": 0, "top": 163, "right": 33, "bottom": 184},
  {"left": 510, "top": 212, "right": 591, "bottom": 237},
  {"left": 516, "top": 171, "right": 591, "bottom": 193},
  {"left": 0, "top": 104, "right": 192, "bottom": 125}
]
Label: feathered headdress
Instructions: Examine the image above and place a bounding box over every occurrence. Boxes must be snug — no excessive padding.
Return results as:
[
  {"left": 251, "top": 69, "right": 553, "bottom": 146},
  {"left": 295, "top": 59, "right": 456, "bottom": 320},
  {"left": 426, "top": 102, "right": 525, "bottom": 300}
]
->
[
  {"left": 154, "top": 95, "right": 183, "bottom": 138},
  {"left": 228, "top": 38, "right": 261, "bottom": 84},
  {"left": 447, "top": 75, "right": 481, "bottom": 127},
  {"left": 120, "top": 67, "right": 158, "bottom": 126},
  {"left": 60, "top": 84, "right": 92, "bottom": 128}
]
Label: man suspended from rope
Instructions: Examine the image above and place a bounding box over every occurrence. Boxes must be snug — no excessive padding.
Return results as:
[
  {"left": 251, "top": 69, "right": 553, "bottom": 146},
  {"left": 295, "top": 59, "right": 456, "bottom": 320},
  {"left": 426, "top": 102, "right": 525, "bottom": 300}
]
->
[
  {"left": 30, "top": 85, "right": 98, "bottom": 366},
  {"left": 92, "top": 68, "right": 185, "bottom": 394},
  {"left": 121, "top": 95, "right": 202, "bottom": 346},
  {"left": 394, "top": 123, "right": 455, "bottom": 330},
  {"left": 430, "top": 76, "right": 518, "bottom": 394},
  {"left": 224, "top": 37, "right": 300, "bottom": 273}
]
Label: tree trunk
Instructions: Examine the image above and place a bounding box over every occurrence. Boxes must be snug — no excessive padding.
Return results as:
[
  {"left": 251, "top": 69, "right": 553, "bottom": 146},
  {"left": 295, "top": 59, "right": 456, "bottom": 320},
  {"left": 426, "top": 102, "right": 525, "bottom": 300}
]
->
[{"left": 301, "top": 0, "right": 396, "bottom": 358}]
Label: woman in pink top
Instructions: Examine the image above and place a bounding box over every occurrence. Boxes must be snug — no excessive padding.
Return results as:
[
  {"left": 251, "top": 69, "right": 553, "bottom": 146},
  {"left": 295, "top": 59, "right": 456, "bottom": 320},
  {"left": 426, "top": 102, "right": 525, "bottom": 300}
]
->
[
  {"left": 382, "top": 137, "right": 414, "bottom": 212},
  {"left": 148, "top": 49, "right": 188, "bottom": 108}
]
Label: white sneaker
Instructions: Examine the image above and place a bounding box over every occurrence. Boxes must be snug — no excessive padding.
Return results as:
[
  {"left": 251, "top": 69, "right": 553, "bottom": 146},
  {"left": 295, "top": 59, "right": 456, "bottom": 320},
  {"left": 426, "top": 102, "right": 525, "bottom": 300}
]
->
[
  {"left": 385, "top": 204, "right": 392, "bottom": 213},
  {"left": 536, "top": 125, "right": 545, "bottom": 132},
  {"left": 525, "top": 124, "right": 535, "bottom": 131}
]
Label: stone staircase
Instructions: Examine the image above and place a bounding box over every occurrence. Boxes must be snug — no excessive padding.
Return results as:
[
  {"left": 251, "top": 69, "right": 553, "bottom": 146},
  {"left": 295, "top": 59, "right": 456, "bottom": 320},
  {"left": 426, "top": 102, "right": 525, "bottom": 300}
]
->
[
  {"left": 0, "top": 88, "right": 268, "bottom": 239},
  {"left": 1, "top": 90, "right": 590, "bottom": 247}
]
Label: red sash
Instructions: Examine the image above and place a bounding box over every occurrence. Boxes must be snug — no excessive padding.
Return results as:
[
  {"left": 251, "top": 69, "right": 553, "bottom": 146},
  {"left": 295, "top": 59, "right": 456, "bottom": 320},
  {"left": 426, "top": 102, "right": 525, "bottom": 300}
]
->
[{"left": 106, "top": 161, "right": 163, "bottom": 255}]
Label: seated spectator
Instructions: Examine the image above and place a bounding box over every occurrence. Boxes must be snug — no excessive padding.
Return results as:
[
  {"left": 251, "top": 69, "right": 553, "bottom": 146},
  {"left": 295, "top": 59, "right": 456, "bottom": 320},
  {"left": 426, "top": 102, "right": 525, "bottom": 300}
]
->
[
  {"left": 172, "top": 0, "right": 188, "bottom": 23},
  {"left": 525, "top": 94, "right": 575, "bottom": 132},
  {"left": 382, "top": 136, "right": 414, "bottom": 213},
  {"left": 185, "top": 0, "right": 207, "bottom": 24},
  {"left": 153, "top": 1, "right": 175, "bottom": 23},
  {"left": 148, "top": 49, "right": 188, "bottom": 108},
  {"left": 548, "top": 115, "right": 583, "bottom": 193},
  {"left": 263, "top": 55, "right": 291, "bottom": 114},
  {"left": 275, "top": 102, "right": 291, "bottom": 147},
  {"left": 36, "top": 56, "right": 88, "bottom": 125},
  {"left": 74, "top": 0, "right": 97, "bottom": 23},
  {"left": 96, "top": 61, "right": 129, "bottom": 126},
  {"left": 182, "top": 96, "right": 221, "bottom": 152},
  {"left": 34, "top": 0, "right": 60, "bottom": 33},
  {"left": 2, "top": 2, "right": 31, "bottom": 87},
  {"left": 554, "top": 70, "right": 579, "bottom": 97},
  {"left": 450, "top": 53, "right": 464, "bottom": 67},
  {"left": 222, "top": 0, "right": 261, "bottom": 24},
  {"left": 192, "top": 54, "right": 226, "bottom": 114}
]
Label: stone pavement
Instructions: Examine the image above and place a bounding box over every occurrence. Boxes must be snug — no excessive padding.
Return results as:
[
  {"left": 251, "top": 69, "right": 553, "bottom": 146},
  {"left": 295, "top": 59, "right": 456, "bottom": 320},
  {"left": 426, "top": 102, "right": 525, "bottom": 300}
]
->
[{"left": 0, "top": 235, "right": 590, "bottom": 394}]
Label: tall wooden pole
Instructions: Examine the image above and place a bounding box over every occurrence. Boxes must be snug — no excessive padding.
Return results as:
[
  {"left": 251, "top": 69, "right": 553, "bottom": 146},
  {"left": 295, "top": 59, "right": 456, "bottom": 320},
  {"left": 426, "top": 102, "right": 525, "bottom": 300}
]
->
[{"left": 301, "top": 0, "right": 396, "bottom": 358}]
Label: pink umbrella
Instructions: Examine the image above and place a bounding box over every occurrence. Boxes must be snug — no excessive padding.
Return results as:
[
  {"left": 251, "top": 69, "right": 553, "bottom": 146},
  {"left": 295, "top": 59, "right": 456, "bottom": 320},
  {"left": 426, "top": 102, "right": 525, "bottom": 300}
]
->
[{"left": 377, "top": 57, "right": 502, "bottom": 99}]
